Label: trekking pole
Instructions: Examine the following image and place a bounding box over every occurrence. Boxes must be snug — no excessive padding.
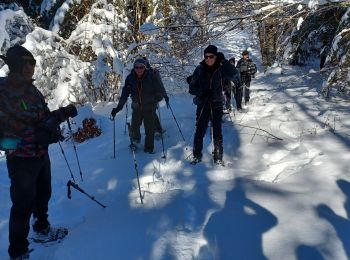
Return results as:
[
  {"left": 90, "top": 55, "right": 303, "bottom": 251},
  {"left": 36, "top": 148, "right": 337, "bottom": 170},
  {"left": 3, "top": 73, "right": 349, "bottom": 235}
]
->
[
  {"left": 113, "top": 117, "right": 116, "bottom": 158},
  {"left": 124, "top": 102, "right": 128, "bottom": 135},
  {"left": 66, "top": 119, "right": 84, "bottom": 182},
  {"left": 168, "top": 103, "right": 185, "bottom": 142},
  {"left": 126, "top": 123, "right": 144, "bottom": 204},
  {"left": 157, "top": 106, "right": 166, "bottom": 159},
  {"left": 58, "top": 142, "right": 76, "bottom": 183},
  {"left": 210, "top": 103, "right": 215, "bottom": 165},
  {"left": 67, "top": 180, "right": 106, "bottom": 208}
]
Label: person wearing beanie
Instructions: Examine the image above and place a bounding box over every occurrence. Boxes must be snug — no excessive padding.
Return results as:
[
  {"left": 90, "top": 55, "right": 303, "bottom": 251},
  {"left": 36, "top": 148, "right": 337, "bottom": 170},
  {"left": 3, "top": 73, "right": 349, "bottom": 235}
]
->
[
  {"left": 0, "top": 45, "right": 67, "bottom": 259},
  {"left": 236, "top": 50, "right": 257, "bottom": 105},
  {"left": 223, "top": 57, "right": 242, "bottom": 112},
  {"left": 111, "top": 57, "right": 166, "bottom": 153},
  {"left": 188, "top": 45, "right": 236, "bottom": 165}
]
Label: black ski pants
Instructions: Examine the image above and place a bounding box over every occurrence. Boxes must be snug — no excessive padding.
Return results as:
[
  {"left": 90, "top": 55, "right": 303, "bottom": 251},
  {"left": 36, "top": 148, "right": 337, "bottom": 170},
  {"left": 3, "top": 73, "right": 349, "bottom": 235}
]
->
[
  {"left": 131, "top": 103, "right": 156, "bottom": 152},
  {"left": 193, "top": 102, "right": 223, "bottom": 160},
  {"left": 7, "top": 155, "right": 51, "bottom": 259},
  {"left": 234, "top": 85, "right": 243, "bottom": 109}
]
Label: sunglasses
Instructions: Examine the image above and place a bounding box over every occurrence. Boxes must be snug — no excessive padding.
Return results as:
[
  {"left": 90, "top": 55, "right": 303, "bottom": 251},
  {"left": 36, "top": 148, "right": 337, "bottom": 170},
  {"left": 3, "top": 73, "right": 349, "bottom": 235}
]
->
[
  {"left": 204, "top": 55, "right": 215, "bottom": 60},
  {"left": 22, "top": 56, "right": 36, "bottom": 66},
  {"left": 134, "top": 66, "right": 145, "bottom": 70}
]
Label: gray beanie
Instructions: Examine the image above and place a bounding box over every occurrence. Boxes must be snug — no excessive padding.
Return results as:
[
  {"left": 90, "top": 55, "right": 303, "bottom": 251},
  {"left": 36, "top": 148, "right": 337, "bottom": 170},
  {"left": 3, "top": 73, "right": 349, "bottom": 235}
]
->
[{"left": 133, "top": 58, "right": 148, "bottom": 68}]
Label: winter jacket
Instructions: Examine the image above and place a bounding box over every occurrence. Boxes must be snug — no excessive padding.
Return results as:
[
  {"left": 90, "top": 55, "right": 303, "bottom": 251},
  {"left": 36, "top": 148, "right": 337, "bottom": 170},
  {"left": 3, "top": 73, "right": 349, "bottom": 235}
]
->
[
  {"left": 189, "top": 59, "right": 236, "bottom": 107},
  {"left": 0, "top": 74, "right": 50, "bottom": 157},
  {"left": 236, "top": 58, "right": 257, "bottom": 82},
  {"left": 116, "top": 69, "right": 166, "bottom": 110},
  {"left": 223, "top": 66, "right": 241, "bottom": 92}
]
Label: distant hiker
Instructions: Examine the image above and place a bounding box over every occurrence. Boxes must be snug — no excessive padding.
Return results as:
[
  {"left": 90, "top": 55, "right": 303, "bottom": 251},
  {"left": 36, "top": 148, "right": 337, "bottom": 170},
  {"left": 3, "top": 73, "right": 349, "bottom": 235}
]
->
[
  {"left": 236, "top": 50, "right": 257, "bottom": 105},
  {"left": 189, "top": 45, "right": 236, "bottom": 165},
  {"left": 0, "top": 45, "right": 77, "bottom": 260},
  {"left": 223, "top": 57, "right": 242, "bottom": 112},
  {"left": 142, "top": 57, "right": 170, "bottom": 136},
  {"left": 111, "top": 58, "right": 166, "bottom": 153}
]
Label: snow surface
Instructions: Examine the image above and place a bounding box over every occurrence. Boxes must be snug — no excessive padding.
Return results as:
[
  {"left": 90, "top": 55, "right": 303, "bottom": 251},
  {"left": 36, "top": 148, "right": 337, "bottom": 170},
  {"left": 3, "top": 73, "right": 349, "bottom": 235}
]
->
[{"left": 1, "top": 28, "right": 350, "bottom": 260}]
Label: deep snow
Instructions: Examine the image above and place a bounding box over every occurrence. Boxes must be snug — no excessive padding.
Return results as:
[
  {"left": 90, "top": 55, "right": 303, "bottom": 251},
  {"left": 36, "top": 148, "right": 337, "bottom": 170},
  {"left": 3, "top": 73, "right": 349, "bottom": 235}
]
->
[{"left": 1, "top": 29, "right": 350, "bottom": 260}]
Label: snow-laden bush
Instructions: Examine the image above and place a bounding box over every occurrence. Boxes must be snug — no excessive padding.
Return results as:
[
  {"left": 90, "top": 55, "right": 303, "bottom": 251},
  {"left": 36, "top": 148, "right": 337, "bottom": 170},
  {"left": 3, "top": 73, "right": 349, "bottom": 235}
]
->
[
  {"left": 0, "top": 5, "right": 34, "bottom": 67},
  {"left": 65, "top": 0, "right": 133, "bottom": 102},
  {"left": 24, "top": 28, "right": 88, "bottom": 109},
  {"left": 322, "top": 7, "right": 350, "bottom": 98}
]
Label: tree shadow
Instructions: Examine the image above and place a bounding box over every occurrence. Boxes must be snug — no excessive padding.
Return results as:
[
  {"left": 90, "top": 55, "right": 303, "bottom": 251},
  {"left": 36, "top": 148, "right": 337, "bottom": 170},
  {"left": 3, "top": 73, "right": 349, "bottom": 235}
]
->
[
  {"left": 316, "top": 179, "right": 350, "bottom": 259},
  {"left": 198, "top": 177, "right": 278, "bottom": 259}
]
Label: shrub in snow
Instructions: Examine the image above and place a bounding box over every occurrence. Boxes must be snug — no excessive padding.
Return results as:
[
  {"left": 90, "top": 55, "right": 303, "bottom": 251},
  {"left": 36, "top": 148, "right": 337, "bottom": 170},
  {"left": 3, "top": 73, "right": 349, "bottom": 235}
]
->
[{"left": 0, "top": 6, "right": 34, "bottom": 54}]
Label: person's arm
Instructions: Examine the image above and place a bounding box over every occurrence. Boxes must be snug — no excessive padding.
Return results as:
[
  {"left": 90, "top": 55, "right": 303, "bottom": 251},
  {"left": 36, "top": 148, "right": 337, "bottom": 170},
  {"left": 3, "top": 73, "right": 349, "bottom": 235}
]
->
[
  {"left": 152, "top": 70, "right": 166, "bottom": 102},
  {"left": 189, "top": 67, "right": 202, "bottom": 96},
  {"left": 111, "top": 76, "right": 131, "bottom": 117}
]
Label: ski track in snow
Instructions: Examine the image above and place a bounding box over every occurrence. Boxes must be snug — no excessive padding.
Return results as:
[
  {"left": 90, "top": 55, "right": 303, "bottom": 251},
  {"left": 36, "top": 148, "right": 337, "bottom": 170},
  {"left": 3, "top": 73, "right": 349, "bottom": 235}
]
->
[{"left": 1, "top": 29, "right": 350, "bottom": 260}]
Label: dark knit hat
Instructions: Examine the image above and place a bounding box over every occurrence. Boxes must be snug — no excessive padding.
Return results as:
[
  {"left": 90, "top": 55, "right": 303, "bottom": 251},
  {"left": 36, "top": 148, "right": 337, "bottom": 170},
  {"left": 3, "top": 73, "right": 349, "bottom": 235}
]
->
[
  {"left": 0, "top": 45, "right": 35, "bottom": 73},
  {"left": 204, "top": 45, "right": 218, "bottom": 56},
  {"left": 134, "top": 58, "right": 148, "bottom": 68},
  {"left": 242, "top": 50, "right": 249, "bottom": 56}
]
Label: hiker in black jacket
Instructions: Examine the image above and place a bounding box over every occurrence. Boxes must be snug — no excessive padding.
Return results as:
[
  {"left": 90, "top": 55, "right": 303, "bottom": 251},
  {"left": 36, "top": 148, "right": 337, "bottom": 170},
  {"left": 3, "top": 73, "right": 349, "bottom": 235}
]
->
[
  {"left": 236, "top": 50, "right": 257, "bottom": 105},
  {"left": 111, "top": 58, "right": 166, "bottom": 153},
  {"left": 223, "top": 57, "right": 242, "bottom": 112},
  {"left": 189, "top": 45, "right": 236, "bottom": 165}
]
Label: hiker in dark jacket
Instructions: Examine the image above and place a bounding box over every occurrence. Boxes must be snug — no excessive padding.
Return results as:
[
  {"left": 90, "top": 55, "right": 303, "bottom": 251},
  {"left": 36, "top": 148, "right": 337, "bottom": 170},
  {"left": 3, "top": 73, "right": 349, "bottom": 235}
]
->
[
  {"left": 236, "top": 50, "right": 257, "bottom": 105},
  {"left": 223, "top": 57, "right": 242, "bottom": 112},
  {"left": 189, "top": 45, "right": 236, "bottom": 165},
  {"left": 0, "top": 45, "right": 77, "bottom": 260},
  {"left": 142, "top": 57, "right": 169, "bottom": 135},
  {"left": 111, "top": 58, "right": 166, "bottom": 153}
]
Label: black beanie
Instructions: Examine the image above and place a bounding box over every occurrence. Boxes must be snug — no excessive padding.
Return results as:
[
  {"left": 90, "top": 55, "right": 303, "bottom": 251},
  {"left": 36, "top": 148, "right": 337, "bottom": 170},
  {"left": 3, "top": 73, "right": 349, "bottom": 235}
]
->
[
  {"left": 204, "top": 45, "right": 218, "bottom": 56},
  {"left": 2, "top": 45, "right": 35, "bottom": 73}
]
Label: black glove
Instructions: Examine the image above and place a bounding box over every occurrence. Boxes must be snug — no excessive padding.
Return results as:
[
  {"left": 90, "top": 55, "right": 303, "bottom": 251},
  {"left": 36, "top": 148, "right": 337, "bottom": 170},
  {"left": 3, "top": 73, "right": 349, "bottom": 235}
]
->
[
  {"left": 186, "top": 75, "right": 193, "bottom": 84},
  {"left": 164, "top": 95, "right": 170, "bottom": 108},
  {"left": 111, "top": 106, "right": 121, "bottom": 118},
  {"left": 216, "top": 52, "right": 225, "bottom": 63}
]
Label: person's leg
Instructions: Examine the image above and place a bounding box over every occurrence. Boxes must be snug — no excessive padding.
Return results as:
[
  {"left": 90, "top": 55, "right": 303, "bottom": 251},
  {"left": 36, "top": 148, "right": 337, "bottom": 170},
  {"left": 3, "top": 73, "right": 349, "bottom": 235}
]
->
[
  {"left": 131, "top": 104, "right": 142, "bottom": 142},
  {"left": 33, "top": 155, "right": 52, "bottom": 233},
  {"left": 193, "top": 104, "right": 210, "bottom": 159},
  {"left": 143, "top": 106, "right": 156, "bottom": 152},
  {"left": 245, "top": 80, "right": 251, "bottom": 104},
  {"left": 154, "top": 111, "right": 163, "bottom": 133},
  {"left": 235, "top": 85, "right": 243, "bottom": 110},
  {"left": 225, "top": 89, "right": 231, "bottom": 110},
  {"left": 211, "top": 106, "right": 223, "bottom": 161},
  {"left": 7, "top": 157, "right": 41, "bottom": 259}
]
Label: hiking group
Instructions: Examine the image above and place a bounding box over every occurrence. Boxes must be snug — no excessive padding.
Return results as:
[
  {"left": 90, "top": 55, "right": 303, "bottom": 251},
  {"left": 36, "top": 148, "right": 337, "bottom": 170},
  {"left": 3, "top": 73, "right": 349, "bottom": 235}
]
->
[
  {"left": 111, "top": 44, "right": 257, "bottom": 165},
  {"left": 0, "top": 44, "right": 256, "bottom": 260}
]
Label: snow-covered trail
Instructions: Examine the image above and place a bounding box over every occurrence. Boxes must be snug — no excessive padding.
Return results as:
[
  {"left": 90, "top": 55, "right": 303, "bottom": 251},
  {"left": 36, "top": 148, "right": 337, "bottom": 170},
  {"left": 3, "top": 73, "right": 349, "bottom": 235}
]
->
[{"left": 1, "top": 29, "right": 350, "bottom": 260}]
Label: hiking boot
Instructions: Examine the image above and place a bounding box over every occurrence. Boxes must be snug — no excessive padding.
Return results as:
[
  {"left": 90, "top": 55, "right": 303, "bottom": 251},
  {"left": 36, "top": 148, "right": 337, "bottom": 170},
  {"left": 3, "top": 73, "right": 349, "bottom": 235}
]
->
[
  {"left": 10, "top": 249, "right": 32, "bottom": 260},
  {"left": 33, "top": 219, "right": 50, "bottom": 235},
  {"left": 214, "top": 159, "right": 225, "bottom": 166},
  {"left": 144, "top": 148, "right": 154, "bottom": 154},
  {"left": 191, "top": 155, "right": 202, "bottom": 165}
]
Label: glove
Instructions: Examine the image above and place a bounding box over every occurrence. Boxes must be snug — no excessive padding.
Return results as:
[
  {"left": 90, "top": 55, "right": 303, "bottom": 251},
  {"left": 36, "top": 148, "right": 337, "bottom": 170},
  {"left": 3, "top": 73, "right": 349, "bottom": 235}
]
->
[
  {"left": 216, "top": 52, "right": 225, "bottom": 63},
  {"left": 186, "top": 75, "right": 193, "bottom": 84},
  {"left": 164, "top": 95, "right": 170, "bottom": 108},
  {"left": 111, "top": 107, "right": 121, "bottom": 118}
]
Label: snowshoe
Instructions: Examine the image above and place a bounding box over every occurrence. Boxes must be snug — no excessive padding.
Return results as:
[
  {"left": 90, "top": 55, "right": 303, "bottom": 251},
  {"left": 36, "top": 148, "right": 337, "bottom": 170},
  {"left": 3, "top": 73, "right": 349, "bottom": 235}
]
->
[
  {"left": 190, "top": 156, "right": 202, "bottom": 165},
  {"left": 32, "top": 227, "right": 68, "bottom": 245}
]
